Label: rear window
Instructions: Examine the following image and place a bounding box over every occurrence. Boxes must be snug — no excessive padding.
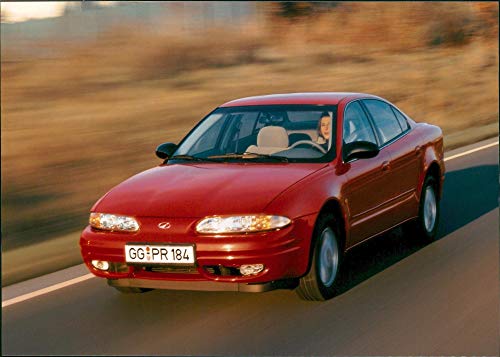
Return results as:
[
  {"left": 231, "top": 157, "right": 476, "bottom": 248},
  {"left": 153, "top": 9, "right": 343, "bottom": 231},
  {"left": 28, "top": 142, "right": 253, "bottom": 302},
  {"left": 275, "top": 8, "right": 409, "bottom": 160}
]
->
[{"left": 287, "top": 111, "right": 326, "bottom": 123}]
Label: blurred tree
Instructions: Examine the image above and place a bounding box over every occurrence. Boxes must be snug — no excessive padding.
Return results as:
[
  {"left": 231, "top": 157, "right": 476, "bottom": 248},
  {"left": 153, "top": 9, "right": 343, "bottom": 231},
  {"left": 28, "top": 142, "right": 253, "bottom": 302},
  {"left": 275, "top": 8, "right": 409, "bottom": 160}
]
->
[
  {"left": 279, "top": 2, "right": 313, "bottom": 18},
  {"left": 473, "top": 2, "right": 499, "bottom": 35},
  {"left": 426, "top": 3, "right": 478, "bottom": 47},
  {"left": 272, "top": 1, "right": 340, "bottom": 19}
]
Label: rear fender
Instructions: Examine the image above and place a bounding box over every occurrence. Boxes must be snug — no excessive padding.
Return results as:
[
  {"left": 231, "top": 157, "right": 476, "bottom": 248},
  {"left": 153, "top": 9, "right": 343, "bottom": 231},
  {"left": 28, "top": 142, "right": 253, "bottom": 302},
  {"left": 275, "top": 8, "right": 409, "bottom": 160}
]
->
[{"left": 418, "top": 136, "right": 445, "bottom": 200}]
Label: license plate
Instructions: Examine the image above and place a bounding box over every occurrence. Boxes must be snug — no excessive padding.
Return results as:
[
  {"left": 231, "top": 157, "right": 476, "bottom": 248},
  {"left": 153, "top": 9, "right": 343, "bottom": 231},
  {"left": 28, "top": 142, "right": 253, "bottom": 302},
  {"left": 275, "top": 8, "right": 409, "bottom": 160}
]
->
[{"left": 125, "top": 244, "right": 195, "bottom": 265}]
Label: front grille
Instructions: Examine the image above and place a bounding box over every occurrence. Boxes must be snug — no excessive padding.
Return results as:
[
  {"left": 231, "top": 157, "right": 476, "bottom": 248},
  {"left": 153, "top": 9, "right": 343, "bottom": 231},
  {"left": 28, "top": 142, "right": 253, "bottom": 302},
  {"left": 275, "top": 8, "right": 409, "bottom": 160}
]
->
[{"left": 142, "top": 265, "right": 198, "bottom": 274}]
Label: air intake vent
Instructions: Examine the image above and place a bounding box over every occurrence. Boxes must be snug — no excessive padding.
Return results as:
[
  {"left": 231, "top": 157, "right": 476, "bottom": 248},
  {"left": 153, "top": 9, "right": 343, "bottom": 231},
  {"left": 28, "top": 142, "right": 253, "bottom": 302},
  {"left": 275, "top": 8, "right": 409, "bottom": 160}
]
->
[
  {"left": 143, "top": 265, "right": 198, "bottom": 274},
  {"left": 203, "top": 265, "right": 242, "bottom": 276}
]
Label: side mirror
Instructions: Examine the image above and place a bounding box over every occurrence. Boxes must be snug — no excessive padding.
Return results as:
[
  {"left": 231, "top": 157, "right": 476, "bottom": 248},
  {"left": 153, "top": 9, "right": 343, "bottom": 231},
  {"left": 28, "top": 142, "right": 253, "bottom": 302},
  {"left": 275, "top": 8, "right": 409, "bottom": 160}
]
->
[
  {"left": 343, "top": 141, "right": 379, "bottom": 162},
  {"left": 155, "top": 142, "right": 177, "bottom": 159}
]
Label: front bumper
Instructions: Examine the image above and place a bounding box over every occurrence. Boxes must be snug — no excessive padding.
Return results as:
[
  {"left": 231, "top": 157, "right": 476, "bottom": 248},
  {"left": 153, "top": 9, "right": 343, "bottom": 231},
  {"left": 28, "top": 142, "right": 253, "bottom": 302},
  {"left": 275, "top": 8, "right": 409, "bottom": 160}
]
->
[
  {"left": 80, "top": 213, "right": 316, "bottom": 290},
  {"left": 107, "top": 277, "right": 278, "bottom": 292}
]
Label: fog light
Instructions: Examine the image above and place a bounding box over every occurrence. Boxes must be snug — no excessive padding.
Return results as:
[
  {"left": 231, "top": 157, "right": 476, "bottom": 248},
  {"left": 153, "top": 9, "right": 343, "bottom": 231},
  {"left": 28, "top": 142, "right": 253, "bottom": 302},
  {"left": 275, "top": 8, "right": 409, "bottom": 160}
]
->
[
  {"left": 239, "top": 264, "right": 264, "bottom": 276},
  {"left": 91, "top": 260, "right": 110, "bottom": 271}
]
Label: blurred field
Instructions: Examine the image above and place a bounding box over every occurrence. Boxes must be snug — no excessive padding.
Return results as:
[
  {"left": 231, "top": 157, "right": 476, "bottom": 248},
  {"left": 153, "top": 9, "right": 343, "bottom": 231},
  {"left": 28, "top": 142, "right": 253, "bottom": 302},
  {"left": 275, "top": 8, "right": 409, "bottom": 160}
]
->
[{"left": 1, "top": 1, "right": 498, "bottom": 262}]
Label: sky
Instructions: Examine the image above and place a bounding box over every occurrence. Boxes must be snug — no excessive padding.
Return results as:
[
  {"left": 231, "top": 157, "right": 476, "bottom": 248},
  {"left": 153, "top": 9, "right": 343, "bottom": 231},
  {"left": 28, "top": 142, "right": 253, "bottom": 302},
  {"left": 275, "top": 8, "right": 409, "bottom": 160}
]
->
[{"left": 1, "top": 2, "right": 116, "bottom": 23}]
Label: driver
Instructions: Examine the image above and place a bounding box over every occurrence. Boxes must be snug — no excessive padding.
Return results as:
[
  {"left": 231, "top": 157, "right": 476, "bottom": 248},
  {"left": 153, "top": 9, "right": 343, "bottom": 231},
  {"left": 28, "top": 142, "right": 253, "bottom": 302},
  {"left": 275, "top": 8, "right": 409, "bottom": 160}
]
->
[{"left": 316, "top": 112, "right": 331, "bottom": 150}]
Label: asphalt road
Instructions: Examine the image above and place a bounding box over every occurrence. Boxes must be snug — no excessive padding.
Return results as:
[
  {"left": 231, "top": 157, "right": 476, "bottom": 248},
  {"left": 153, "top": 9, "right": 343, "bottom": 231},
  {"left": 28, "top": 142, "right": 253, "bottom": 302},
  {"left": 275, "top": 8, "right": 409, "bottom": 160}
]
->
[{"left": 2, "top": 139, "right": 498, "bottom": 356}]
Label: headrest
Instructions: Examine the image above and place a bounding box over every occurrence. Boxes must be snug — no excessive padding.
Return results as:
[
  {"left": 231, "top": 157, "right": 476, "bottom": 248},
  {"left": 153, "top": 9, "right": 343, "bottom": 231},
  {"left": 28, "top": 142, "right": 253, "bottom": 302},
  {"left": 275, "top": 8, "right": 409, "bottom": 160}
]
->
[{"left": 257, "top": 126, "right": 289, "bottom": 148}]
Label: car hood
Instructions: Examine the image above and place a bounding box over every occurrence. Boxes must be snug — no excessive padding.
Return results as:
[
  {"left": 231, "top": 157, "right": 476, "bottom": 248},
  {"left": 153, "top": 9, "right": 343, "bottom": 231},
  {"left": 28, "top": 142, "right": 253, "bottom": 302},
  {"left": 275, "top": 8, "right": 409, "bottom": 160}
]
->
[{"left": 93, "top": 163, "right": 326, "bottom": 217}]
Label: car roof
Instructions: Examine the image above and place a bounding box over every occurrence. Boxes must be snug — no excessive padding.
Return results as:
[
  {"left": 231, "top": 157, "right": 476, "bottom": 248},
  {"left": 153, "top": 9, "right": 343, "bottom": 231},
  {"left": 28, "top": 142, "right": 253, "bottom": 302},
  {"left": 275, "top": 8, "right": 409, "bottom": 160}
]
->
[{"left": 220, "top": 92, "right": 381, "bottom": 107}]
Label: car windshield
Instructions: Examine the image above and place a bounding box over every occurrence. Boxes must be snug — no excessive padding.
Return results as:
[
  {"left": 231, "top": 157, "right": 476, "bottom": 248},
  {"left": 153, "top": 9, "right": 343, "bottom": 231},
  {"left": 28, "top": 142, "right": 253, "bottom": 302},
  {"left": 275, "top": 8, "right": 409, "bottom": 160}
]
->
[{"left": 171, "top": 105, "right": 337, "bottom": 163}]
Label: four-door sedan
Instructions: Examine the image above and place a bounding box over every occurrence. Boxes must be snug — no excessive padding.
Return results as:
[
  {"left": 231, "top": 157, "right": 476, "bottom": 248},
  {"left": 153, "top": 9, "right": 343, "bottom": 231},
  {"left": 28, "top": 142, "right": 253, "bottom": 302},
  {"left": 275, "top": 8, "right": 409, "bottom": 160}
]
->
[{"left": 80, "top": 92, "right": 445, "bottom": 301}]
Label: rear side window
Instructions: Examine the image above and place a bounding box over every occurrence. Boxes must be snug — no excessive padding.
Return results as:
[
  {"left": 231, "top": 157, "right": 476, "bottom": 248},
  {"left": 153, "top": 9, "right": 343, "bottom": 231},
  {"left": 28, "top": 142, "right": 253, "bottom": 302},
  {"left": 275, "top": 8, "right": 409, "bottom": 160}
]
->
[
  {"left": 391, "top": 107, "right": 410, "bottom": 131},
  {"left": 343, "top": 101, "right": 377, "bottom": 145},
  {"left": 363, "top": 99, "right": 403, "bottom": 145}
]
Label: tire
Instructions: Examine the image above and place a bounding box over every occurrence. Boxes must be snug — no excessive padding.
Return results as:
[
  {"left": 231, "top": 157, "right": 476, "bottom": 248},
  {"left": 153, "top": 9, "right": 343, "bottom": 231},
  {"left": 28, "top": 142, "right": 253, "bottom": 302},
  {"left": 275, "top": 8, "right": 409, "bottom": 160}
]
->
[
  {"left": 411, "top": 175, "right": 440, "bottom": 242},
  {"left": 296, "top": 213, "right": 342, "bottom": 301},
  {"left": 109, "top": 282, "right": 153, "bottom": 294}
]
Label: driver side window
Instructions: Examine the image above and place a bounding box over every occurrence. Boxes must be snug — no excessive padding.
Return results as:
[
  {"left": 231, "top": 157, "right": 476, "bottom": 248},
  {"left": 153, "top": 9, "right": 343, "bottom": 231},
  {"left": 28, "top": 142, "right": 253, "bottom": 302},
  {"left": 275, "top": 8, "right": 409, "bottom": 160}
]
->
[{"left": 343, "top": 102, "right": 377, "bottom": 145}]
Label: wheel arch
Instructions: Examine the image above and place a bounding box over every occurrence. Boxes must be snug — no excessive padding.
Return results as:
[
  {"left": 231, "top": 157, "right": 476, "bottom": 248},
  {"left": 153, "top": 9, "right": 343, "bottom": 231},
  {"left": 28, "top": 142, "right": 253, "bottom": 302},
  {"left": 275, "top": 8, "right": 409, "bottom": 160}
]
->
[
  {"left": 304, "top": 198, "right": 347, "bottom": 275},
  {"left": 318, "top": 198, "right": 346, "bottom": 249},
  {"left": 421, "top": 161, "right": 443, "bottom": 200},
  {"left": 427, "top": 161, "right": 441, "bottom": 189}
]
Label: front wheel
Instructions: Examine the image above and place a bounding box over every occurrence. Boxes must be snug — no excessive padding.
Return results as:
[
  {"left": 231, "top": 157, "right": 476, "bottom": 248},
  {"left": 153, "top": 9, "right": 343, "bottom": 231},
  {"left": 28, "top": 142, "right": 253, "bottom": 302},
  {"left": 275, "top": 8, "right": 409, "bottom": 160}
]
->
[{"left": 296, "top": 214, "right": 341, "bottom": 301}]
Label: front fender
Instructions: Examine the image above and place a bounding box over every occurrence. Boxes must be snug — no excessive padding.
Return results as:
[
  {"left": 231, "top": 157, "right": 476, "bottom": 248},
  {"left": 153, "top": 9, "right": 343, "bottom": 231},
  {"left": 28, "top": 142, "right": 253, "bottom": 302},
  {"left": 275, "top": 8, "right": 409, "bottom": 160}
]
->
[
  {"left": 264, "top": 163, "right": 348, "bottom": 268},
  {"left": 264, "top": 164, "right": 344, "bottom": 220}
]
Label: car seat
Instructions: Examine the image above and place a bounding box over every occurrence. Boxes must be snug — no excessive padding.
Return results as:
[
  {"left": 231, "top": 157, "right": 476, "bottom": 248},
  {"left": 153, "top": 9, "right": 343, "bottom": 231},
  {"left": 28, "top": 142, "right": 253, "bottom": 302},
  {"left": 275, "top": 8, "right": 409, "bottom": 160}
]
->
[{"left": 246, "top": 126, "right": 289, "bottom": 155}]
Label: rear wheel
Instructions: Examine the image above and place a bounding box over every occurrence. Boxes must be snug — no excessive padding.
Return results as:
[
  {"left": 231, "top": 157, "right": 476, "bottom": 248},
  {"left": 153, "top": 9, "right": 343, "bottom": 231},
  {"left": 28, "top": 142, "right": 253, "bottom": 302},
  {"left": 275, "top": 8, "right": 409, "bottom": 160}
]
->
[
  {"left": 410, "top": 175, "right": 440, "bottom": 242},
  {"left": 296, "top": 214, "right": 342, "bottom": 301}
]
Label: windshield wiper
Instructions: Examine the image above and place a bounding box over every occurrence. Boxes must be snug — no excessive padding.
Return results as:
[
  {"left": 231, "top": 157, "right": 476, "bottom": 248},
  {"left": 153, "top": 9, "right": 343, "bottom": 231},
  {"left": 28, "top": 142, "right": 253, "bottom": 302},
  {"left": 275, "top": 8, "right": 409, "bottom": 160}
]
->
[
  {"left": 169, "top": 155, "right": 222, "bottom": 162},
  {"left": 207, "top": 152, "right": 289, "bottom": 162}
]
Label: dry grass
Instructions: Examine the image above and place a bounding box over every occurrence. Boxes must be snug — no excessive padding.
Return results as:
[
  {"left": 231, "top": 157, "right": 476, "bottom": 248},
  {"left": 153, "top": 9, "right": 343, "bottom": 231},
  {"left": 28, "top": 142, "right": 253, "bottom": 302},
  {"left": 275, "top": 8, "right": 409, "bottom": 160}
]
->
[{"left": 1, "top": 2, "right": 498, "bottom": 250}]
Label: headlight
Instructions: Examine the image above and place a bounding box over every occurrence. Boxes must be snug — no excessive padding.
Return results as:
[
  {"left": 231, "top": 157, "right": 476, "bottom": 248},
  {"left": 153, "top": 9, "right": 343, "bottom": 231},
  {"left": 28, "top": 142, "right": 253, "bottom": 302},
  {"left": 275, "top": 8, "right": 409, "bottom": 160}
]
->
[
  {"left": 89, "top": 213, "right": 140, "bottom": 232},
  {"left": 196, "top": 215, "right": 291, "bottom": 234}
]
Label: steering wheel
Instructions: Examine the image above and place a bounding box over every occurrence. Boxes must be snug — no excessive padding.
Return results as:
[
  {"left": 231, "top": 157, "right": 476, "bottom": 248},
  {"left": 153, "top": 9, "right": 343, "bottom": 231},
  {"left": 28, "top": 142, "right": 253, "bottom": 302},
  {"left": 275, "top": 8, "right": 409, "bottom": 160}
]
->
[{"left": 289, "top": 140, "right": 327, "bottom": 154}]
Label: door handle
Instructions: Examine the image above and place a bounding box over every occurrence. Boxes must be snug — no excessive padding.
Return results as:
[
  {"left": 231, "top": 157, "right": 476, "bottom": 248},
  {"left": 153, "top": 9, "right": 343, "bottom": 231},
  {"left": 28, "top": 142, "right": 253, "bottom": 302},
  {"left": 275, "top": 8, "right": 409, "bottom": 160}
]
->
[
  {"left": 382, "top": 161, "right": 391, "bottom": 171},
  {"left": 415, "top": 145, "right": 422, "bottom": 155}
]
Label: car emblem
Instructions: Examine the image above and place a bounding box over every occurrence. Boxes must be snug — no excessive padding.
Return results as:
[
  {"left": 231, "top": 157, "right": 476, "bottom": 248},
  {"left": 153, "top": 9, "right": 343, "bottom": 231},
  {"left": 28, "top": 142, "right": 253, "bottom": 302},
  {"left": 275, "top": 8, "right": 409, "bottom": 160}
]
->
[{"left": 158, "top": 222, "right": 171, "bottom": 230}]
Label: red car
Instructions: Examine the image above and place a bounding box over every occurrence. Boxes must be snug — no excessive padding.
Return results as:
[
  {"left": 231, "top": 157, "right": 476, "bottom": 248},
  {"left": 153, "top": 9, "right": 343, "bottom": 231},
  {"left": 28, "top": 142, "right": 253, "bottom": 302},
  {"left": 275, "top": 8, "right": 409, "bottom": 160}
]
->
[{"left": 80, "top": 92, "right": 445, "bottom": 301}]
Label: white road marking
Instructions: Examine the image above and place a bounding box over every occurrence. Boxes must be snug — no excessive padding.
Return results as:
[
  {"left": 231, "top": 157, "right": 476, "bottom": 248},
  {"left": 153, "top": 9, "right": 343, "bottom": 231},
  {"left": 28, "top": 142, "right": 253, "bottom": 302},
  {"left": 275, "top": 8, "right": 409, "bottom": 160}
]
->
[
  {"left": 2, "top": 273, "right": 94, "bottom": 308},
  {"left": 444, "top": 141, "right": 498, "bottom": 162},
  {"left": 2, "top": 139, "right": 499, "bottom": 308}
]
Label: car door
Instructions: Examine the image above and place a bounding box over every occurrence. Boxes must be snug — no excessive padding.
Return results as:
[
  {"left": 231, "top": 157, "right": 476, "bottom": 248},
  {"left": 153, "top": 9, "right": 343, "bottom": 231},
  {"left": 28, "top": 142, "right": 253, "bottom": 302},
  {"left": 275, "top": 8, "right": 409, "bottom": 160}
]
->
[
  {"left": 341, "top": 100, "right": 394, "bottom": 246},
  {"left": 362, "top": 99, "right": 420, "bottom": 227}
]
